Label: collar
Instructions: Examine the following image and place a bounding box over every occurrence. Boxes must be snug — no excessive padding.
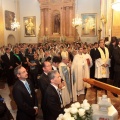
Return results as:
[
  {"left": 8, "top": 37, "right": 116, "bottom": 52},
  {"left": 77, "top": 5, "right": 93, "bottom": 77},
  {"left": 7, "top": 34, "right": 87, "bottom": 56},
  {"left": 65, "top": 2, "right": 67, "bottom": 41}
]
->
[
  {"left": 52, "top": 65, "right": 57, "bottom": 70},
  {"left": 51, "top": 83, "right": 58, "bottom": 91},
  {"left": 44, "top": 72, "right": 48, "bottom": 75},
  {"left": 21, "top": 79, "right": 27, "bottom": 85}
]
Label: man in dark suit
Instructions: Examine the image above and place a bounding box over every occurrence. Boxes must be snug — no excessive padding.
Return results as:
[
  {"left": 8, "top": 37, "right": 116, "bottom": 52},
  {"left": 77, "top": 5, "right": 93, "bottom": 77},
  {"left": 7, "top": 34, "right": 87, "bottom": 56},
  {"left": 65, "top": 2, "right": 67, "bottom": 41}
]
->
[
  {"left": 43, "top": 70, "right": 64, "bottom": 120},
  {"left": 1, "top": 47, "right": 15, "bottom": 97},
  {"left": 1, "top": 47, "right": 15, "bottom": 85},
  {"left": 12, "top": 65, "right": 38, "bottom": 120},
  {"left": 90, "top": 42, "right": 98, "bottom": 79},
  {"left": 38, "top": 61, "right": 52, "bottom": 119},
  {"left": 112, "top": 39, "right": 120, "bottom": 97}
]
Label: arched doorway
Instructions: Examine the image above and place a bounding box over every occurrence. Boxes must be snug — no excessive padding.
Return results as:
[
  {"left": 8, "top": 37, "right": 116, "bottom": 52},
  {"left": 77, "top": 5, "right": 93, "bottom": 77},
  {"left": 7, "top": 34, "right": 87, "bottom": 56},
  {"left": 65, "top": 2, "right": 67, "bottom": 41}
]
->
[{"left": 7, "top": 34, "right": 15, "bottom": 45}]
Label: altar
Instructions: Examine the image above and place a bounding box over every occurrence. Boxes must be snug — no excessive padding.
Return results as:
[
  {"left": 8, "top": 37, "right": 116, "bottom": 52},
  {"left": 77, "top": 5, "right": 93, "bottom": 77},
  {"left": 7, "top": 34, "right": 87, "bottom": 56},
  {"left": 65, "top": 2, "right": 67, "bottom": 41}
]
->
[{"left": 92, "top": 104, "right": 118, "bottom": 120}]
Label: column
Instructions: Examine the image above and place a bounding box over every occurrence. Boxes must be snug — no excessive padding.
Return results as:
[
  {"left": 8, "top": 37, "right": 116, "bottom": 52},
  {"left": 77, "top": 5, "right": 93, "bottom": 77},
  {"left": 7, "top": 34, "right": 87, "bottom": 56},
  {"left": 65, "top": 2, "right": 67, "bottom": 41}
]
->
[
  {"left": 41, "top": 9, "right": 45, "bottom": 36},
  {"left": 48, "top": 8, "right": 52, "bottom": 36},
  {"left": 69, "top": 6, "right": 73, "bottom": 36},
  {"left": 65, "top": 6, "right": 69, "bottom": 36},
  {"left": 100, "top": 0, "right": 107, "bottom": 39},
  {"left": 106, "top": 0, "right": 112, "bottom": 42},
  {"left": 0, "top": 0, "right": 4, "bottom": 46},
  {"left": 62, "top": 7, "right": 66, "bottom": 36},
  {"left": 45, "top": 8, "right": 48, "bottom": 35}
]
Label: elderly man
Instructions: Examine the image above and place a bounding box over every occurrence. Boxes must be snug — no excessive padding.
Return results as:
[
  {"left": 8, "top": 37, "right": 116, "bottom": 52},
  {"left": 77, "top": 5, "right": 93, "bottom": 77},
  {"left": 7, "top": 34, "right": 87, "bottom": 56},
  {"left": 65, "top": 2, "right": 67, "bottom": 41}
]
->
[
  {"left": 12, "top": 65, "right": 38, "bottom": 120},
  {"left": 43, "top": 70, "right": 64, "bottom": 120}
]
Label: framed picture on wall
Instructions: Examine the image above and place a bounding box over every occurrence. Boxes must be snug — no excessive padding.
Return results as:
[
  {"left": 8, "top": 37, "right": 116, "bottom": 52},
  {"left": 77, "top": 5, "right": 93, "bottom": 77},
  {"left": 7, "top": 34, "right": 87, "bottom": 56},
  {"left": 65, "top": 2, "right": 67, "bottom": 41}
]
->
[
  {"left": 81, "top": 13, "right": 97, "bottom": 37},
  {"left": 24, "top": 16, "right": 36, "bottom": 37},
  {"left": 5, "top": 10, "right": 15, "bottom": 30}
]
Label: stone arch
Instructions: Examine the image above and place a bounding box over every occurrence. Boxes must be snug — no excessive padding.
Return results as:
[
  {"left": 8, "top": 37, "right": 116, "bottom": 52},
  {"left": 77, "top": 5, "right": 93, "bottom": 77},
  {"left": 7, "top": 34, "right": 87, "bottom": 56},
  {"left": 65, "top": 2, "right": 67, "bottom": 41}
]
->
[
  {"left": 52, "top": 10, "right": 60, "bottom": 34},
  {"left": 7, "top": 34, "right": 15, "bottom": 45}
]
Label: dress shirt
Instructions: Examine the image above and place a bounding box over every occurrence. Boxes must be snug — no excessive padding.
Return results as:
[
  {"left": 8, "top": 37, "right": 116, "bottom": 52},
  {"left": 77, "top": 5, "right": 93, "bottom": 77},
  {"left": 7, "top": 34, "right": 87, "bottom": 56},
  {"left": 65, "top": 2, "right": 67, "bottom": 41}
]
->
[
  {"left": 51, "top": 84, "right": 63, "bottom": 105},
  {"left": 21, "top": 80, "right": 31, "bottom": 94},
  {"left": 6, "top": 53, "right": 10, "bottom": 59},
  {"left": 52, "top": 65, "right": 57, "bottom": 70},
  {"left": 21, "top": 80, "right": 38, "bottom": 109}
]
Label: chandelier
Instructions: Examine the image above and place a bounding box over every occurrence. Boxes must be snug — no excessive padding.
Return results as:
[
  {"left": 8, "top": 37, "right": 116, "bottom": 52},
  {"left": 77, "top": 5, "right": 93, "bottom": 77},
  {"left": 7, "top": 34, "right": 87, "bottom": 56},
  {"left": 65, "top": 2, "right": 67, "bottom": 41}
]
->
[
  {"left": 11, "top": 0, "right": 20, "bottom": 31},
  {"left": 11, "top": 17, "right": 20, "bottom": 31},
  {"left": 112, "top": 0, "right": 120, "bottom": 11},
  {"left": 72, "top": 14, "right": 82, "bottom": 27}
]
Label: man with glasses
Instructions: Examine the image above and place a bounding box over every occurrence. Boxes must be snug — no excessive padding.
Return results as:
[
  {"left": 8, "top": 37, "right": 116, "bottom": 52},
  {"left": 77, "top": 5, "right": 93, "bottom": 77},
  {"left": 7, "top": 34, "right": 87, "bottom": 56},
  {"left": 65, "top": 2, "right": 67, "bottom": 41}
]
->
[{"left": 12, "top": 65, "right": 38, "bottom": 120}]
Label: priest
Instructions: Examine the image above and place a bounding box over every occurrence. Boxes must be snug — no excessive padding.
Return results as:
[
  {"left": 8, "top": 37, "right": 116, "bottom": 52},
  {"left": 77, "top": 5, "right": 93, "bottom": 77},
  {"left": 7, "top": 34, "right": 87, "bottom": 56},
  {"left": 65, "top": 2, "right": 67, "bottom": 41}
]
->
[
  {"left": 71, "top": 47, "right": 88, "bottom": 102},
  {"left": 94, "top": 39, "right": 110, "bottom": 85},
  {"left": 58, "top": 51, "right": 72, "bottom": 106}
]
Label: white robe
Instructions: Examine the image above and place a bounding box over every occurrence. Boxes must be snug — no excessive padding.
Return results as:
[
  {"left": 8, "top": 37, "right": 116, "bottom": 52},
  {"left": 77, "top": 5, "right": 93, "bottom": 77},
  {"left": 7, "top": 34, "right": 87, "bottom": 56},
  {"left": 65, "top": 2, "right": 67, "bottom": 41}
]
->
[
  {"left": 84, "top": 53, "right": 93, "bottom": 78},
  {"left": 95, "top": 47, "right": 110, "bottom": 79},
  {"left": 71, "top": 53, "right": 87, "bottom": 102},
  {"left": 59, "top": 62, "right": 72, "bottom": 106},
  {"left": 83, "top": 53, "right": 93, "bottom": 88}
]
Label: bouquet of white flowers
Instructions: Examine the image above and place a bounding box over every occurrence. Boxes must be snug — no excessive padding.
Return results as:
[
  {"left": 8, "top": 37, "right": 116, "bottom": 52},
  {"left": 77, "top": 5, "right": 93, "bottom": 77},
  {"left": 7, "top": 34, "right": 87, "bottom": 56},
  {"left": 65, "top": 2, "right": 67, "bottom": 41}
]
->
[{"left": 57, "top": 99, "right": 93, "bottom": 120}]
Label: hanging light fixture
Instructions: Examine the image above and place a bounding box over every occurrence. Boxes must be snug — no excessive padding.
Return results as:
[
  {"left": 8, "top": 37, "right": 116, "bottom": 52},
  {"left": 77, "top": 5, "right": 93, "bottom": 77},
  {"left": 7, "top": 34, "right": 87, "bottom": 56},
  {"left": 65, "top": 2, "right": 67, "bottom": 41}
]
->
[
  {"left": 72, "top": 0, "right": 82, "bottom": 27},
  {"left": 112, "top": 0, "right": 120, "bottom": 11},
  {"left": 72, "top": 14, "right": 82, "bottom": 27},
  {"left": 11, "top": 0, "right": 20, "bottom": 31}
]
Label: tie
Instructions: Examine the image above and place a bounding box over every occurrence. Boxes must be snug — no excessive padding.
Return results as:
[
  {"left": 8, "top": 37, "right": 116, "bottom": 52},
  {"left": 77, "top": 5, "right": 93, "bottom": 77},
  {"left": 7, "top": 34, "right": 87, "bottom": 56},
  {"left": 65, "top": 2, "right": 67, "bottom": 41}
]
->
[
  {"left": 57, "top": 89, "right": 63, "bottom": 106},
  {"left": 24, "top": 81, "right": 31, "bottom": 94}
]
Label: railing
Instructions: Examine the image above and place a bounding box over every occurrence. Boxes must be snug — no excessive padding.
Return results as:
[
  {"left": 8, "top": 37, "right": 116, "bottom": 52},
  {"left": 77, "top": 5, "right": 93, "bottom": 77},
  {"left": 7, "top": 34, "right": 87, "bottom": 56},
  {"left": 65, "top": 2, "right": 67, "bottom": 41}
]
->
[{"left": 83, "top": 78, "right": 120, "bottom": 95}]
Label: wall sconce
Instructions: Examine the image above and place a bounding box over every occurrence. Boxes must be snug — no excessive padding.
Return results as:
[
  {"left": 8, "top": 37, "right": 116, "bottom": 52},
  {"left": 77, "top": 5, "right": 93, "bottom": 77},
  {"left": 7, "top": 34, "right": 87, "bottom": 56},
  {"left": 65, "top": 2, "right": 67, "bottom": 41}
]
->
[{"left": 100, "top": 15, "right": 107, "bottom": 25}]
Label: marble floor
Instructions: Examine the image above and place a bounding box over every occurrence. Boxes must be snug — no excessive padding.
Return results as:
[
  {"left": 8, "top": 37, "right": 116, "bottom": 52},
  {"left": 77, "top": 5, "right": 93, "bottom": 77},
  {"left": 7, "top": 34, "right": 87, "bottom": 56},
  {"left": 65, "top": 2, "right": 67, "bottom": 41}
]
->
[
  {"left": 0, "top": 83, "right": 17, "bottom": 119},
  {"left": 0, "top": 80, "right": 120, "bottom": 120}
]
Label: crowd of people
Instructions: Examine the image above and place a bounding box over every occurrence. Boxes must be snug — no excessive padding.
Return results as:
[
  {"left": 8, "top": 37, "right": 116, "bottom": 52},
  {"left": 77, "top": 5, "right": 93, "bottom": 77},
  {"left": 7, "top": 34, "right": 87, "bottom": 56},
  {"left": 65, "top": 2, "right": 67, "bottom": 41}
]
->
[{"left": 0, "top": 36, "right": 119, "bottom": 120}]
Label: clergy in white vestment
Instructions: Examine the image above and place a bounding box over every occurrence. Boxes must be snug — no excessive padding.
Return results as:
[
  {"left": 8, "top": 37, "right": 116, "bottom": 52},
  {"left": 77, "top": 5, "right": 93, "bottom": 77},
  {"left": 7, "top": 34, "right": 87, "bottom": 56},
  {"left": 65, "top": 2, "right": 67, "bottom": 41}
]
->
[
  {"left": 71, "top": 47, "right": 88, "bottom": 102},
  {"left": 95, "top": 39, "right": 110, "bottom": 83},
  {"left": 58, "top": 51, "right": 72, "bottom": 106}
]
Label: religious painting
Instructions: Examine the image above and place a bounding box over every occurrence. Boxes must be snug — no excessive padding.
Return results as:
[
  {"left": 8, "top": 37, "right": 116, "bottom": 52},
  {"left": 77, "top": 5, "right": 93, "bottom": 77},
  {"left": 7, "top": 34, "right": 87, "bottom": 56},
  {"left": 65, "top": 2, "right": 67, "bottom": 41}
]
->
[
  {"left": 81, "top": 13, "right": 97, "bottom": 37},
  {"left": 5, "top": 10, "right": 15, "bottom": 30},
  {"left": 24, "top": 16, "right": 36, "bottom": 37}
]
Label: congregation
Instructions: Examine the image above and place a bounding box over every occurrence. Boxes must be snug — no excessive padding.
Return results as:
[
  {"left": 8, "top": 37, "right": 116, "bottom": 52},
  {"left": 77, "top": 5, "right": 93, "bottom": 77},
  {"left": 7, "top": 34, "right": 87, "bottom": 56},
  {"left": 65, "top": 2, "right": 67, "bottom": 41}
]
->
[{"left": 0, "top": 36, "right": 120, "bottom": 120}]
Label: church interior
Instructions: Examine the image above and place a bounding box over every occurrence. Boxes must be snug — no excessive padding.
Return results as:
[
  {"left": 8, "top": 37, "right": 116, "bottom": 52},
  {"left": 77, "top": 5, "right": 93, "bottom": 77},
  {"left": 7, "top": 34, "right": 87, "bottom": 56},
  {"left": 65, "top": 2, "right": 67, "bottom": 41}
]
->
[{"left": 0, "top": 0, "right": 120, "bottom": 119}]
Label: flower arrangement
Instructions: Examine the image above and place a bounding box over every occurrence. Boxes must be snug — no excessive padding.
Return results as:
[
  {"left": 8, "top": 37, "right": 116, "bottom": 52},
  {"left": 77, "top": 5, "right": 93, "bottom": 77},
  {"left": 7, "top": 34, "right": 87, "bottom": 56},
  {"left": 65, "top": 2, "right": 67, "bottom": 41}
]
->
[{"left": 57, "top": 99, "right": 93, "bottom": 120}]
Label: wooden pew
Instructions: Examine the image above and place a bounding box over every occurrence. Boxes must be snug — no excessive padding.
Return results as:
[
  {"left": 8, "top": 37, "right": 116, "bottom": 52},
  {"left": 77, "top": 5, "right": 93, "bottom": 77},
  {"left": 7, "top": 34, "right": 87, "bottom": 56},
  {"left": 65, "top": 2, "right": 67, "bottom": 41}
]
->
[{"left": 83, "top": 78, "right": 120, "bottom": 95}]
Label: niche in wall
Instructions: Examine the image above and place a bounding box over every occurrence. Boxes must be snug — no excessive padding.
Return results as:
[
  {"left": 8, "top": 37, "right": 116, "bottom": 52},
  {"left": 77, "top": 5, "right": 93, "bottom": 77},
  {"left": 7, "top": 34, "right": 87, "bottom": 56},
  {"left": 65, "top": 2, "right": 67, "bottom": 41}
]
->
[{"left": 7, "top": 34, "right": 15, "bottom": 45}]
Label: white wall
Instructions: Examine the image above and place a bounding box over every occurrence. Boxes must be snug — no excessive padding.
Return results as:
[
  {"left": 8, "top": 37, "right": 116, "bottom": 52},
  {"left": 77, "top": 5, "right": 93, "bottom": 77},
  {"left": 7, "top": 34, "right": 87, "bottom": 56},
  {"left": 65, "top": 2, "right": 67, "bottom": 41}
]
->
[
  {"left": 2, "top": 0, "right": 100, "bottom": 44},
  {"left": 76, "top": 0, "right": 101, "bottom": 43},
  {"left": 2, "top": 0, "right": 20, "bottom": 45},
  {"left": 19, "top": 0, "right": 40, "bottom": 43}
]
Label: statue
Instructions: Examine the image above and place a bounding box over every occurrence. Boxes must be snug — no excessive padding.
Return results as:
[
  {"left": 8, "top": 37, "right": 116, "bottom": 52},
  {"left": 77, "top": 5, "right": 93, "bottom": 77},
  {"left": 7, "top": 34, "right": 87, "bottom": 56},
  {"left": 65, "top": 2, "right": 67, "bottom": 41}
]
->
[{"left": 54, "top": 14, "right": 60, "bottom": 33}]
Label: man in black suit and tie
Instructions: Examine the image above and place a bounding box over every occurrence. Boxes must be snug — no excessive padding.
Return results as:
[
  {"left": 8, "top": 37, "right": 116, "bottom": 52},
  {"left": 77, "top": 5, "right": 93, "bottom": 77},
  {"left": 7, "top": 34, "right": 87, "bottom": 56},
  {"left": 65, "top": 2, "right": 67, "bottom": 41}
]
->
[
  {"left": 12, "top": 65, "right": 38, "bottom": 120},
  {"left": 38, "top": 61, "right": 52, "bottom": 119},
  {"left": 43, "top": 70, "right": 64, "bottom": 120}
]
